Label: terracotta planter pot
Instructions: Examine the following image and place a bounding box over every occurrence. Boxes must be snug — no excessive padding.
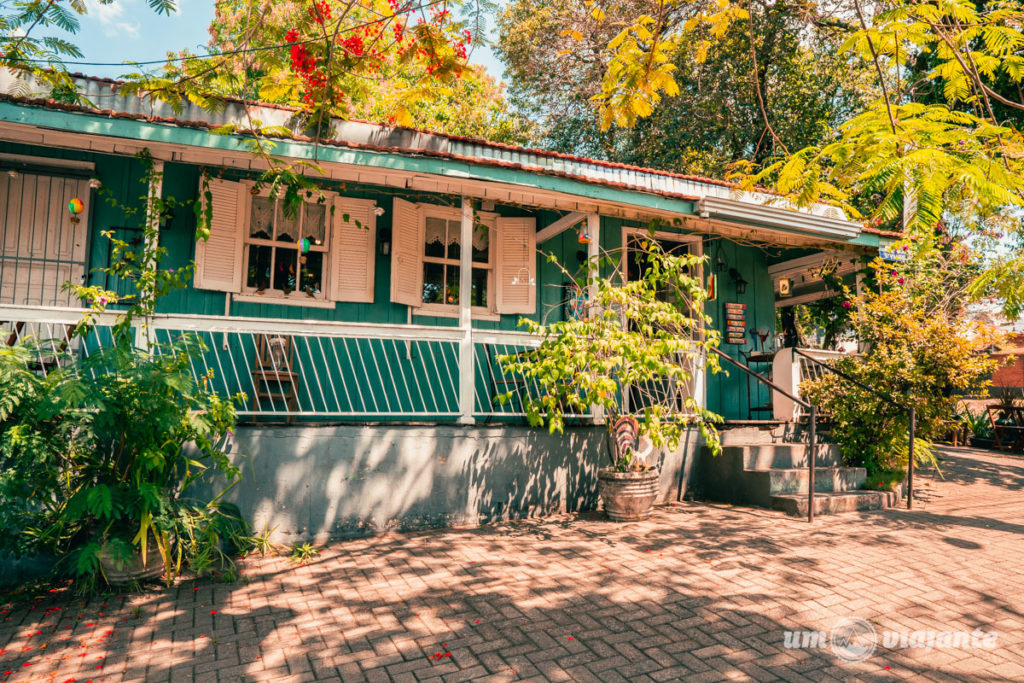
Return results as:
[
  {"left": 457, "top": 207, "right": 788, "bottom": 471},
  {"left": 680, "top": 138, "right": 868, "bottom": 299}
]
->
[
  {"left": 597, "top": 468, "right": 661, "bottom": 521},
  {"left": 99, "top": 543, "right": 165, "bottom": 586}
]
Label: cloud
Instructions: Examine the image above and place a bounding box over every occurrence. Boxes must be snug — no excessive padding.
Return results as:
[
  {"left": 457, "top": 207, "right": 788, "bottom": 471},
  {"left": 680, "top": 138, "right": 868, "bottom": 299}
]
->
[
  {"left": 85, "top": 0, "right": 126, "bottom": 25},
  {"left": 84, "top": 0, "right": 142, "bottom": 38},
  {"left": 116, "top": 21, "right": 141, "bottom": 38}
]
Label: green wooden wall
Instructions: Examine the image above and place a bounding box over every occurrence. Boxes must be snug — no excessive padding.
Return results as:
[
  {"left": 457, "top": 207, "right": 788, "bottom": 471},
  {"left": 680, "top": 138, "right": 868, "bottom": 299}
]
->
[{"left": 2, "top": 142, "right": 781, "bottom": 421}]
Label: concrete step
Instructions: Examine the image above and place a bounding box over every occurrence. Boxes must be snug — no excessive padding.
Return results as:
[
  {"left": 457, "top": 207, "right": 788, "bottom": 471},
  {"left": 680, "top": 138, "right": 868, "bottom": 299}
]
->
[
  {"left": 720, "top": 424, "right": 788, "bottom": 446},
  {"left": 745, "top": 466, "right": 867, "bottom": 496},
  {"left": 724, "top": 444, "right": 841, "bottom": 470},
  {"left": 771, "top": 490, "right": 896, "bottom": 517}
]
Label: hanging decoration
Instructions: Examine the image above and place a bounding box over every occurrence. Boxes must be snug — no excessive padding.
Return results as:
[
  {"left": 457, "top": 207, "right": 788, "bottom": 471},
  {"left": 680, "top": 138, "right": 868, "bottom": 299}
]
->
[
  {"left": 511, "top": 268, "right": 535, "bottom": 286},
  {"left": 67, "top": 197, "right": 84, "bottom": 225},
  {"left": 577, "top": 226, "right": 591, "bottom": 244},
  {"left": 296, "top": 237, "right": 311, "bottom": 254},
  {"left": 706, "top": 273, "right": 717, "bottom": 301}
]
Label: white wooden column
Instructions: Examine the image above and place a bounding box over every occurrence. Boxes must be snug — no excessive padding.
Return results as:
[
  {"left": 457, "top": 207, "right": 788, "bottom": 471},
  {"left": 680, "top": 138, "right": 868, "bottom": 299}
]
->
[
  {"left": 458, "top": 196, "right": 476, "bottom": 424},
  {"left": 586, "top": 212, "right": 605, "bottom": 424},
  {"left": 138, "top": 159, "right": 164, "bottom": 351}
]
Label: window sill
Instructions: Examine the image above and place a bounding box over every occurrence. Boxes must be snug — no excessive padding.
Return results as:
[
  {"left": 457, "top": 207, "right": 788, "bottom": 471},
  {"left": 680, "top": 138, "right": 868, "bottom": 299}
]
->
[
  {"left": 233, "top": 293, "right": 337, "bottom": 309},
  {"left": 413, "top": 305, "right": 501, "bottom": 322}
]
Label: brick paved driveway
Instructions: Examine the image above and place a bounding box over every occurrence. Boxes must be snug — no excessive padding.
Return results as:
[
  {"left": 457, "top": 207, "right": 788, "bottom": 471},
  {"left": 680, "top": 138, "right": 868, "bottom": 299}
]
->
[{"left": 2, "top": 446, "right": 1024, "bottom": 682}]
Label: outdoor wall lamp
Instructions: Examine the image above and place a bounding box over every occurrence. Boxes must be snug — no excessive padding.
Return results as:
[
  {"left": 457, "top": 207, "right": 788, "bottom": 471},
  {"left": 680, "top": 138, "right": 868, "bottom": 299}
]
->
[
  {"left": 159, "top": 207, "right": 176, "bottom": 230},
  {"left": 729, "top": 267, "right": 748, "bottom": 295}
]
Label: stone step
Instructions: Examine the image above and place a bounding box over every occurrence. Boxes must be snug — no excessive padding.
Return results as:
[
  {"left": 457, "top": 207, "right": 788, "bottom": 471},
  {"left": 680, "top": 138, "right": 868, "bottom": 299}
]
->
[
  {"left": 720, "top": 425, "right": 788, "bottom": 446},
  {"left": 745, "top": 466, "right": 867, "bottom": 496},
  {"left": 723, "top": 444, "right": 841, "bottom": 470},
  {"left": 771, "top": 490, "right": 896, "bottom": 517}
]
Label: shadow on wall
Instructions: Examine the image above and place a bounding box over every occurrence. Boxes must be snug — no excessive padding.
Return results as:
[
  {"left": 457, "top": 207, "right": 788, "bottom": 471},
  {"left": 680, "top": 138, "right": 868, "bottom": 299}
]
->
[{"left": 196, "top": 424, "right": 707, "bottom": 544}]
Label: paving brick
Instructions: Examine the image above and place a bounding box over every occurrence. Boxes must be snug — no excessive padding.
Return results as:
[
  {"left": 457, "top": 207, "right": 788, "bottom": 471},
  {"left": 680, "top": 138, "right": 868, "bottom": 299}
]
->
[{"left": 2, "top": 447, "right": 1022, "bottom": 682}]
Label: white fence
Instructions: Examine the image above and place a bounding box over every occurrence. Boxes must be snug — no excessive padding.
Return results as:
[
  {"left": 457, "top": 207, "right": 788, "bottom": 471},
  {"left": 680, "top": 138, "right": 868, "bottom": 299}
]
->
[{"left": 0, "top": 304, "right": 585, "bottom": 423}]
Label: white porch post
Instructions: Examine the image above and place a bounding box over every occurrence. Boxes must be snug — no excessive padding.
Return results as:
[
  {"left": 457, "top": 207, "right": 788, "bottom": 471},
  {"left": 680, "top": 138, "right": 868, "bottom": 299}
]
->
[
  {"left": 586, "top": 212, "right": 605, "bottom": 425},
  {"left": 458, "top": 196, "right": 476, "bottom": 424},
  {"left": 138, "top": 159, "right": 164, "bottom": 352}
]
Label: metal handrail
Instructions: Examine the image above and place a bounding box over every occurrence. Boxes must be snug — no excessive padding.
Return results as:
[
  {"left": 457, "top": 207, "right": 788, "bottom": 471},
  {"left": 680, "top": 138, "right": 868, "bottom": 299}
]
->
[
  {"left": 793, "top": 348, "right": 915, "bottom": 510},
  {"left": 711, "top": 347, "right": 819, "bottom": 522}
]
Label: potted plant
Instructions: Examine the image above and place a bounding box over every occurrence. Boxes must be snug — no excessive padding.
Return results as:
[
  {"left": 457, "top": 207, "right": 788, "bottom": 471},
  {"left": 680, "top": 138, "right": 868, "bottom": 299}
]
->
[
  {"left": 499, "top": 239, "right": 722, "bottom": 521},
  {"left": 0, "top": 153, "right": 254, "bottom": 588}
]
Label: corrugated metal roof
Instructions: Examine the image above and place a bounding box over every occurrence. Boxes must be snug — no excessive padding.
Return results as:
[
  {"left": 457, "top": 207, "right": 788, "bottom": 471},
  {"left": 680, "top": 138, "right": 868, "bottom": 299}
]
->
[{"left": 0, "top": 70, "right": 852, "bottom": 223}]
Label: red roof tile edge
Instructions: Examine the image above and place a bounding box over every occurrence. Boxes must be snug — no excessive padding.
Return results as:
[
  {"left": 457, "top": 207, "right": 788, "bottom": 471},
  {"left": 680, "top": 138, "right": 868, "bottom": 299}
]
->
[
  {"left": 62, "top": 72, "right": 734, "bottom": 189},
  {"left": 0, "top": 92, "right": 706, "bottom": 203}
]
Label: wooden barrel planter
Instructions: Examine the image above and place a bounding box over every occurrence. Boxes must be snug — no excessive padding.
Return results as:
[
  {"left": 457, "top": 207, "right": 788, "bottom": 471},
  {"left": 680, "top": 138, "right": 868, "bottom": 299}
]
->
[{"left": 597, "top": 468, "right": 660, "bottom": 521}]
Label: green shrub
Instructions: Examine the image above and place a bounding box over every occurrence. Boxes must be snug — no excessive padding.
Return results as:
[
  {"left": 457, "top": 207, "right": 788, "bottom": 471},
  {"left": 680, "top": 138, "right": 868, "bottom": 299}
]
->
[{"left": 802, "top": 241, "right": 1000, "bottom": 483}]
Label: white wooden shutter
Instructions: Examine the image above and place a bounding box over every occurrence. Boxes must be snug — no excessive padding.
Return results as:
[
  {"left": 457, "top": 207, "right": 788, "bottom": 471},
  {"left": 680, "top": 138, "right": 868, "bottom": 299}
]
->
[
  {"left": 495, "top": 216, "right": 537, "bottom": 315},
  {"left": 390, "top": 197, "right": 423, "bottom": 307},
  {"left": 329, "top": 196, "right": 376, "bottom": 302},
  {"left": 0, "top": 173, "right": 89, "bottom": 307},
  {"left": 194, "top": 178, "right": 244, "bottom": 292}
]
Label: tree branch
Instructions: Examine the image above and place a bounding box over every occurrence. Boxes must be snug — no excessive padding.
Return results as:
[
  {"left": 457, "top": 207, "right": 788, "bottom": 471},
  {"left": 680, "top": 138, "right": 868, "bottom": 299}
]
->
[{"left": 853, "top": 0, "right": 898, "bottom": 135}]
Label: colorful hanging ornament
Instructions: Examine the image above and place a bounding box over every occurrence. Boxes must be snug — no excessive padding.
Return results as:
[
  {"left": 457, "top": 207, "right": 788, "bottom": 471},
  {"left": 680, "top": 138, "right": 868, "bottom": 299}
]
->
[
  {"left": 67, "top": 197, "right": 84, "bottom": 225},
  {"left": 296, "top": 238, "right": 311, "bottom": 254},
  {"left": 577, "top": 227, "right": 590, "bottom": 245}
]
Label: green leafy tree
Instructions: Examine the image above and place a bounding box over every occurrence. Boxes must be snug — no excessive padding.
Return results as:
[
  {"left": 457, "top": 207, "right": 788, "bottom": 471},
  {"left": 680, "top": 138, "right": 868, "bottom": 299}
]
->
[{"left": 497, "top": 0, "right": 868, "bottom": 176}]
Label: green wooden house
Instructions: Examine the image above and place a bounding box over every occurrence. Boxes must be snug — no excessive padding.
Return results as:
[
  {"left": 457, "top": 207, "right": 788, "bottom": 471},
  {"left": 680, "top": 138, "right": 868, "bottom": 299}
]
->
[{"left": 0, "top": 72, "right": 894, "bottom": 536}]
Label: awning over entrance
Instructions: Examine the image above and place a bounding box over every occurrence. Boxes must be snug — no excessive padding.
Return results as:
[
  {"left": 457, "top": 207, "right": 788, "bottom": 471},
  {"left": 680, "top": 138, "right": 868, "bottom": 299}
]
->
[{"left": 697, "top": 196, "right": 861, "bottom": 242}]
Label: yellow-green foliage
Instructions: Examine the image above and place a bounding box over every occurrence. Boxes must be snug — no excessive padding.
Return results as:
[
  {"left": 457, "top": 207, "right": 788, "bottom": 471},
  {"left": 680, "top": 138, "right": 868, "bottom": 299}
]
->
[
  {"left": 498, "top": 238, "right": 723, "bottom": 470},
  {"left": 802, "top": 242, "right": 1002, "bottom": 480}
]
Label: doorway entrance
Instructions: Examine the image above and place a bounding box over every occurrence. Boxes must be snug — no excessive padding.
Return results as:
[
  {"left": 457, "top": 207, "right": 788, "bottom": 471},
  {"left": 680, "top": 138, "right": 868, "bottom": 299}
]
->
[{"left": 621, "top": 229, "right": 704, "bottom": 415}]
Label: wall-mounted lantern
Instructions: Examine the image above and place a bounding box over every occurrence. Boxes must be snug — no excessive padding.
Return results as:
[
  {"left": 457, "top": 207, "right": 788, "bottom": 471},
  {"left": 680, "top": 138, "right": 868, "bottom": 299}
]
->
[
  {"left": 378, "top": 227, "right": 392, "bottom": 256},
  {"left": 729, "top": 267, "right": 748, "bottom": 295}
]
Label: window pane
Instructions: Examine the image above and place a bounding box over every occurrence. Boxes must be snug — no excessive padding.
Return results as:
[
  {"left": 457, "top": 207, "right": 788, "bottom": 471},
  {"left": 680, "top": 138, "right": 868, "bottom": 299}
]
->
[
  {"left": 277, "top": 202, "right": 300, "bottom": 243},
  {"left": 447, "top": 219, "right": 461, "bottom": 260},
  {"left": 472, "top": 224, "right": 489, "bottom": 263},
  {"left": 247, "top": 244, "right": 272, "bottom": 290},
  {"left": 274, "top": 247, "right": 298, "bottom": 292},
  {"left": 425, "top": 217, "right": 446, "bottom": 258},
  {"left": 304, "top": 202, "right": 326, "bottom": 246},
  {"left": 299, "top": 251, "right": 324, "bottom": 296},
  {"left": 446, "top": 265, "right": 460, "bottom": 305},
  {"left": 250, "top": 196, "right": 274, "bottom": 240},
  {"left": 471, "top": 267, "right": 488, "bottom": 307},
  {"left": 423, "top": 262, "right": 444, "bottom": 304}
]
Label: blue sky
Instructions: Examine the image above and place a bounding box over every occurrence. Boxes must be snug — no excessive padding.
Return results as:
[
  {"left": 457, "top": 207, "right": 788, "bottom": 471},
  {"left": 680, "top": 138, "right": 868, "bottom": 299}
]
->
[{"left": 64, "top": 0, "right": 505, "bottom": 80}]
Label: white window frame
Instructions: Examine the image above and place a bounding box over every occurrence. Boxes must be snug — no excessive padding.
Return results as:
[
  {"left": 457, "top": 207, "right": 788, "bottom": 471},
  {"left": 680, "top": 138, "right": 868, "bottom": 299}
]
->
[
  {"left": 240, "top": 183, "right": 336, "bottom": 306},
  {"left": 413, "top": 204, "right": 498, "bottom": 320}
]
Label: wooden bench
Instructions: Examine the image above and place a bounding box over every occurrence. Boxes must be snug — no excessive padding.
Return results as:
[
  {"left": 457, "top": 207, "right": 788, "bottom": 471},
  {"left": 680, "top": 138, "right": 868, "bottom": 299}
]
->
[{"left": 987, "top": 404, "right": 1024, "bottom": 452}]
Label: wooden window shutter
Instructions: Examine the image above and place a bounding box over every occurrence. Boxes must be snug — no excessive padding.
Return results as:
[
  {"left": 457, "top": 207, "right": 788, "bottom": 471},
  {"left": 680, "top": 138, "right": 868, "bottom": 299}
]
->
[
  {"left": 495, "top": 216, "right": 537, "bottom": 315},
  {"left": 194, "top": 178, "right": 245, "bottom": 292},
  {"left": 329, "top": 196, "right": 376, "bottom": 302},
  {"left": 390, "top": 197, "right": 423, "bottom": 307}
]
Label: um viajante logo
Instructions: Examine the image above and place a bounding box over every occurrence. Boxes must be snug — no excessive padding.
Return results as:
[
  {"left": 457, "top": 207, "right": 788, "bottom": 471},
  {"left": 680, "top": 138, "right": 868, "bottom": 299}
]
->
[{"left": 783, "top": 618, "right": 998, "bottom": 663}]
